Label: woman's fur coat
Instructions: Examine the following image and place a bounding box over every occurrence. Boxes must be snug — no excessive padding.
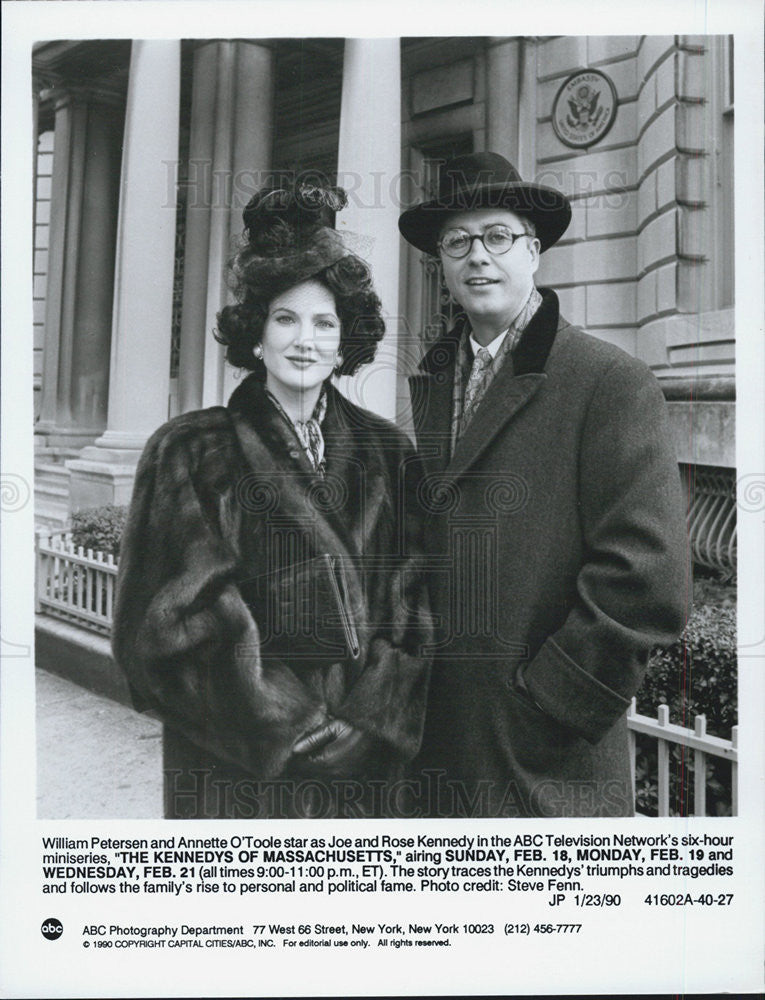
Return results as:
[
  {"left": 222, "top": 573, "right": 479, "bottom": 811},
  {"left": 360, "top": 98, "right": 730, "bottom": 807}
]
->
[{"left": 112, "top": 375, "right": 432, "bottom": 818}]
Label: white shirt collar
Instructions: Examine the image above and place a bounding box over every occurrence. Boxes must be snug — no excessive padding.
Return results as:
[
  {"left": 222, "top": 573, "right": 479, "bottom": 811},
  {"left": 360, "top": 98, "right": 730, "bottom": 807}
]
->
[{"left": 469, "top": 328, "right": 509, "bottom": 359}]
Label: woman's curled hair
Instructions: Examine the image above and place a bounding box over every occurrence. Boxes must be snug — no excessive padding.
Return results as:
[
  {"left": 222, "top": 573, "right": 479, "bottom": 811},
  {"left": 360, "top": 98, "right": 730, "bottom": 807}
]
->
[{"left": 215, "top": 181, "right": 385, "bottom": 376}]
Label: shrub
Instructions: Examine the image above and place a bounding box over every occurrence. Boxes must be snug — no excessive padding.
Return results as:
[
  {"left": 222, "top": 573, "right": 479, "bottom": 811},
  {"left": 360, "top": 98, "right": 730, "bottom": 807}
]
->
[
  {"left": 638, "top": 604, "right": 737, "bottom": 735},
  {"left": 70, "top": 505, "right": 128, "bottom": 558},
  {"left": 635, "top": 590, "right": 737, "bottom": 817}
]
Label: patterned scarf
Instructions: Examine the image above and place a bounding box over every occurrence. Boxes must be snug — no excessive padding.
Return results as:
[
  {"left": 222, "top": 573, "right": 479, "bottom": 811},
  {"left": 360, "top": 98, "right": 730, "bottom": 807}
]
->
[
  {"left": 451, "top": 285, "right": 543, "bottom": 452},
  {"left": 267, "top": 387, "right": 328, "bottom": 475}
]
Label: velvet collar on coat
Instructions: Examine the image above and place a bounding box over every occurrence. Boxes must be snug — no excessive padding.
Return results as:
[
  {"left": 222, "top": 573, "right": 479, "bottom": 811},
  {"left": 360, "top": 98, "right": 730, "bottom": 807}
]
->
[
  {"left": 409, "top": 287, "right": 561, "bottom": 477},
  {"left": 417, "top": 285, "right": 560, "bottom": 378}
]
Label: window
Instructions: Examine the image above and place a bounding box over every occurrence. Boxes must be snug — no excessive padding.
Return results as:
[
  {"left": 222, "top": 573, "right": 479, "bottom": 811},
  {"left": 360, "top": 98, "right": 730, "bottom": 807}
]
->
[
  {"left": 713, "top": 35, "right": 734, "bottom": 308},
  {"left": 415, "top": 137, "right": 473, "bottom": 343}
]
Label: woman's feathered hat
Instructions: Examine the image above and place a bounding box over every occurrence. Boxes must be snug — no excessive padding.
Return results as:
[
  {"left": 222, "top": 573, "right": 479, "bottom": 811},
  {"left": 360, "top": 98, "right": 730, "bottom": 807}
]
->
[
  {"left": 236, "top": 183, "right": 351, "bottom": 293},
  {"left": 398, "top": 151, "right": 571, "bottom": 255}
]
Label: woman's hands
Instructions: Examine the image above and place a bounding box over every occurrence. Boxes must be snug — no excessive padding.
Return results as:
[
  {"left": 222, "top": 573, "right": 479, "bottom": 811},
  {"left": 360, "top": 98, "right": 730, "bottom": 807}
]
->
[{"left": 291, "top": 717, "right": 376, "bottom": 778}]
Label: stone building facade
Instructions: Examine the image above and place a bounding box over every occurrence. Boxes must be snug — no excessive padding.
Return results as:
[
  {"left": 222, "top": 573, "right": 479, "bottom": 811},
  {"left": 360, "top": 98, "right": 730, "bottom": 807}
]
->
[{"left": 32, "top": 36, "right": 736, "bottom": 573}]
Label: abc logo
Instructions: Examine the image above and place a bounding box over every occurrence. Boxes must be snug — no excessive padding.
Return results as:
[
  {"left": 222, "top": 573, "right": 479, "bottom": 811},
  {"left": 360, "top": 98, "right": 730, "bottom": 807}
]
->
[{"left": 41, "top": 918, "right": 63, "bottom": 941}]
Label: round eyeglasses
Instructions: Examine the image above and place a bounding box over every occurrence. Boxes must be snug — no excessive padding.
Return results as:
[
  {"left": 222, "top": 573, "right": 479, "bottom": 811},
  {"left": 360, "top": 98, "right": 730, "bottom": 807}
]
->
[{"left": 437, "top": 224, "right": 530, "bottom": 259}]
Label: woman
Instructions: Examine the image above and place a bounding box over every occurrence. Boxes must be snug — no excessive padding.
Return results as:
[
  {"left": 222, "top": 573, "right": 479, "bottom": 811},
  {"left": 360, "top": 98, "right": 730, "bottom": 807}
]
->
[{"left": 113, "top": 182, "right": 431, "bottom": 819}]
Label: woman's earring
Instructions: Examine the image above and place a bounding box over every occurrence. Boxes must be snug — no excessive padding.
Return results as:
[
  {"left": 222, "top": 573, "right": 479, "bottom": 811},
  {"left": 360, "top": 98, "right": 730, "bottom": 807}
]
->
[
  {"left": 253, "top": 344, "right": 263, "bottom": 361},
  {"left": 333, "top": 353, "right": 344, "bottom": 375}
]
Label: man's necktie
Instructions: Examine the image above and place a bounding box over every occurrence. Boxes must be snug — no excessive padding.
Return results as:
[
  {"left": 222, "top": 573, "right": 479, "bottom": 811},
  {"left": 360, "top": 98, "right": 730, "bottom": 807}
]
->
[{"left": 459, "top": 346, "right": 493, "bottom": 436}]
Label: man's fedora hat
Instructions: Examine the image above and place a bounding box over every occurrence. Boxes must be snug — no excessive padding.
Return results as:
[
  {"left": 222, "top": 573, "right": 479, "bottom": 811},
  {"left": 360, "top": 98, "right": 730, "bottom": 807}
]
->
[{"left": 398, "top": 151, "right": 571, "bottom": 255}]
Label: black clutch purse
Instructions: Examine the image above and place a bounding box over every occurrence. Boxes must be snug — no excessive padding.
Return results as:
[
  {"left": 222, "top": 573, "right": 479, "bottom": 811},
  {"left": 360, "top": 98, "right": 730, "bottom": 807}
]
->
[{"left": 244, "top": 553, "right": 361, "bottom": 664}]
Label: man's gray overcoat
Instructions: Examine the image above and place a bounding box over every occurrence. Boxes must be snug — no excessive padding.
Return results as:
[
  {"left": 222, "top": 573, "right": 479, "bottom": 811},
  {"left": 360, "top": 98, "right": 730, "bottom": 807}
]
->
[{"left": 408, "top": 288, "right": 688, "bottom": 817}]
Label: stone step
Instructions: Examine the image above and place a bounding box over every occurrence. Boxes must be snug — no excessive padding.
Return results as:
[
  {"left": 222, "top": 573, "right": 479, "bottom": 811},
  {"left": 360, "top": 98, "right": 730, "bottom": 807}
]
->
[
  {"left": 36, "top": 473, "right": 69, "bottom": 493},
  {"left": 35, "top": 490, "right": 69, "bottom": 510},
  {"left": 35, "top": 456, "right": 73, "bottom": 530},
  {"left": 35, "top": 470, "right": 72, "bottom": 529},
  {"left": 35, "top": 462, "right": 72, "bottom": 481},
  {"left": 34, "top": 447, "right": 80, "bottom": 465},
  {"left": 35, "top": 485, "right": 69, "bottom": 504}
]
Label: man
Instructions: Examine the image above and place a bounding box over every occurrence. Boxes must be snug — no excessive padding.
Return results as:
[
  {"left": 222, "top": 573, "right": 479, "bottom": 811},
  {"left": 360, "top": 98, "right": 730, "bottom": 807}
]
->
[{"left": 398, "top": 152, "right": 688, "bottom": 817}]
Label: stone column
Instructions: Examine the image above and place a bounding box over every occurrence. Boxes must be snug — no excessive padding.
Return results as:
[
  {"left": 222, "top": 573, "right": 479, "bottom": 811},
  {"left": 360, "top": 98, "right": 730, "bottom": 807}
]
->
[
  {"left": 178, "top": 40, "right": 274, "bottom": 413},
  {"left": 486, "top": 37, "right": 521, "bottom": 164},
  {"left": 67, "top": 40, "right": 181, "bottom": 511},
  {"left": 516, "top": 38, "right": 539, "bottom": 182},
  {"left": 336, "top": 39, "right": 402, "bottom": 421},
  {"left": 35, "top": 85, "right": 124, "bottom": 448}
]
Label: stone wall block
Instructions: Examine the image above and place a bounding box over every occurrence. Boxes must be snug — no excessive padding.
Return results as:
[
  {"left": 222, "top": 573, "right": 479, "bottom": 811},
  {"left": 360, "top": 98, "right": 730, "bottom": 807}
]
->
[
  {"left": 538, "top": 235, "right": 636, "bottom": 286},
  {"left": 537, "top": 37, "right": 588, "bottom": 79},
  {"left": 585, "top": 188, "right": 638, "bottom": 238},
  {"left": 677, "top": 36, "right": 708, "bottom": 54},
  {"left": 656, "top": 159, "right": 676, "bottom": 211},
  {"left": 637, "top": 73, "right": 656, "bottom": 125},
  {"left": 677, "top": 102, "right": 709, "bottom": 153},
  {"left": 635, "top": 317, "right": 671, "bottom": 368},
  {"left": 654, "top": 53, "right": 677, "bottom": 109},
  {"left": 656, "top": 261, "right": 677, "bottom": 312},
  {"left": 678, "top": 48, "right": 706, "bottom": 101},
  {"left": 537, "top": 146, "right": 637, "bottom": 199},
  {"left": 562, "top": 199, "right": 587, "bottom": 242},
  {"left": 638, "top": 105, "right": 676, "bottom": 177},
  {"left": 676, "top": 154, "right": 707, "bottom": 204},
  {"left": 638, "top": 208, "right": 676, "bottom": 273},
  {"left": 556, "top": 285, "right": 586, "bottom": 321},
  {"left": 677, "top": 258, "right": 713, "bottom": 313},
  {"left": 637, "top": 269, "right": 657, "bottom": 322},
  {"left": 637, "top": 37, "right": 675, "bottom": 81},
  {"left": 587, "top": 36, "right": 640, "bottom": 64},
  {"left": 37, "top": 175, "right": 53, "bottom": 200},
  {"left": 586, "top": 328, "right": 638, "bottom": 354},
  {"left": 637, "top": 169, "right": 657, "bottom": 223},
  {"left": 586, "top": 280, "right": 637, "bottom": 326},
  {"left": 637, "top": 271, "right": 657, "bottom": 323},
  {"left": 677, "top": 205, "right": 708, "bottom": 258}
]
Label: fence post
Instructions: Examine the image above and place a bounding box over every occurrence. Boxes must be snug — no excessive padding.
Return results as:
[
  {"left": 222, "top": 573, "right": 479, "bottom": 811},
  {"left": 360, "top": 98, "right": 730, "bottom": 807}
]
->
[
  {"left": 35, "top": 530, "right": 45, "bottom": 613},
  {"left": 627, "top": 698, "right": 637, "bottom": 804},
  {"left": 106, "top": 553, "right": 115, "bottom": 621},
  {"left": 693, "top": 715, "right": 708, "bottom": 817},
  {"left": 657, "top": 704, "right": 670, "bottom": 817},
  {"left": 731, "top": 726, "right": 739, "bottom": 816}
]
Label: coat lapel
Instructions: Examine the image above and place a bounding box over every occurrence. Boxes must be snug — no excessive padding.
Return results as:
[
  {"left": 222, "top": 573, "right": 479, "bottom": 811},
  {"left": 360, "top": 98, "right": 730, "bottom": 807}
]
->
[
  {"left": 408, "top": 326, "right": 462, "bottom": 476},
  {"left": 410, "top": 289, "right": 561, "bottom": 481},
  {"left": 448, "top": 371, "right": 545, "bottom": 477}
]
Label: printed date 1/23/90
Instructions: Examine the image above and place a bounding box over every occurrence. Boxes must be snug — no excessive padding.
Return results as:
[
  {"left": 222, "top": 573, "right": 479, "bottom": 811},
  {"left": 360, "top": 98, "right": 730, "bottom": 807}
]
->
[{"left": 644, "top": 893, "right": 734, "bottom": 906}]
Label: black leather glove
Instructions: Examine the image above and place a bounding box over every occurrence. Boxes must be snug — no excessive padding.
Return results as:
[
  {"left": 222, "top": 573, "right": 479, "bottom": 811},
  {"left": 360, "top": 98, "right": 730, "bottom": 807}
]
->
[
  {"left": 292, "top": 718, "right": 343, "bottom": 757},
  {"left": 292, "top": 718, "right": 376, "bottom": 778}
]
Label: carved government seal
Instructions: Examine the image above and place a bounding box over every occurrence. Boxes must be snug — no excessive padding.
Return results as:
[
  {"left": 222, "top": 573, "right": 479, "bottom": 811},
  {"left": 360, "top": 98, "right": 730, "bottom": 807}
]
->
[{"left": 552, "top": 69, "right": 618, "bottom": 149}]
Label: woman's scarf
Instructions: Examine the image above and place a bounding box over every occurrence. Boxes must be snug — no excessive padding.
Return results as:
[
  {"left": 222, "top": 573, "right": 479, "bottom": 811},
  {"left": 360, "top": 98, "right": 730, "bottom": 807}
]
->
[{"left": 266, "top": 387, "right": 328, "bottom": 474}]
